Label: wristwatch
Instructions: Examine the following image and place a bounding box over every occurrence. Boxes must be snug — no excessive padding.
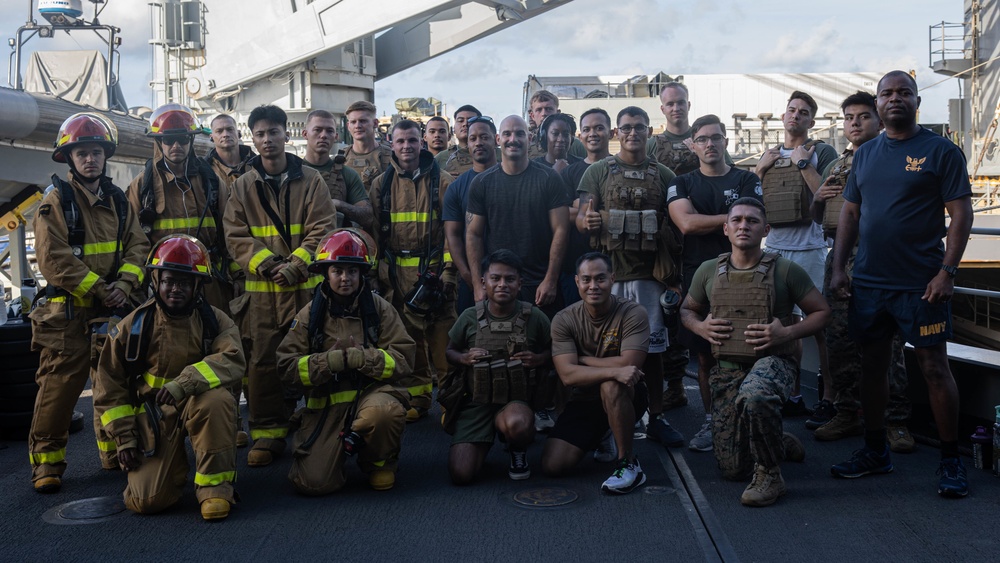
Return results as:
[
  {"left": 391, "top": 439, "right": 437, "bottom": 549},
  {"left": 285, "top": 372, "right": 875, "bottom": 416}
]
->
[
  {"left": 940, "top": 264, "right": 958, "bottom": 278},
  {"left": 796, "top": 159, "right": 810, "bottom": 170}
]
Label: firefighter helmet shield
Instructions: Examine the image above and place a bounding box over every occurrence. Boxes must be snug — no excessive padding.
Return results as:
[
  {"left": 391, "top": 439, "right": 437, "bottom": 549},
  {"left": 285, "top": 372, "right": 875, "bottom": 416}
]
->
[
  {"left": 309, "top": 229, "right": 374, "bottom": 274},
  {"left": 147, "top": 103, "right": 202, "bottom": 137},
  {"left": 147, "top": 234, "right": 213, "bottom": 281},
  {"left": 52, "top": 112, "right": 118, "bottom": 163}
]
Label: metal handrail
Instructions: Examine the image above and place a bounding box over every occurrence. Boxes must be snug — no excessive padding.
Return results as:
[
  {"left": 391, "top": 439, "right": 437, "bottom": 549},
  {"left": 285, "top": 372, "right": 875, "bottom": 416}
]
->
[{"left": 970, "top": 226, "right": 1000, "bottom": 235}]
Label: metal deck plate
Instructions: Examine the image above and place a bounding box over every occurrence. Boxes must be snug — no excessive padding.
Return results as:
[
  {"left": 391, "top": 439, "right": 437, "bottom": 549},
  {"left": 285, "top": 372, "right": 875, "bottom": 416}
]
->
[
  {"left": 512, "top": 486, "right": 579, "bottom": 508},
  {"left": 42, "top": 496, "right": 127, "bottom": 525}
]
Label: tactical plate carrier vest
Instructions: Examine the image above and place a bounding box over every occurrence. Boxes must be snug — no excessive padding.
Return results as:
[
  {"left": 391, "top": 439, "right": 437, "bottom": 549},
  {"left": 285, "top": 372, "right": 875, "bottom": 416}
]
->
[
  {"left": 652, "top": 134, "right": 699, "bottom": 175},
  {"left": 761, "top": 140, "right": 822, "bottom": 226},
  {"left": 821, "top": 151, "right": 853, "bottom": 236},
  {"left": 443, "top": 148, "right": 473, "bottom": 176},
  {"left": 346, "top": 144, "right": 392, "bottom": 189},
  {"left": 709, "top": 252, "right": 796, "bottom": 364},
  {"left": 597, "top": 156, "right": 664, "bottom": 253},
  {"left": 467, "top": 300, "right": 537, "bottom": 405}
]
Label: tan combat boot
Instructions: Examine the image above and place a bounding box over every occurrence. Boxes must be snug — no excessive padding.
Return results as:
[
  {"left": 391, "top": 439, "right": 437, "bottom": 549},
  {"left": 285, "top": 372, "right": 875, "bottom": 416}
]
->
[
  {"left": 662, "top": 378, "right": 689, "bottom": 410},
  {"left": 886, "top": 425, "right": 915, "bottom": 453},
  {"left": 200, "top": 498, "right": 230, "bottom": 521},
  {"left": 740, "top": 464, "right": 786, "bottom": 507},
  {"left": 814, "top": 411, "right": 864, "bottom": 441},
  {"left": 782, "top": 432, "right": 805, "bottom": 463}
]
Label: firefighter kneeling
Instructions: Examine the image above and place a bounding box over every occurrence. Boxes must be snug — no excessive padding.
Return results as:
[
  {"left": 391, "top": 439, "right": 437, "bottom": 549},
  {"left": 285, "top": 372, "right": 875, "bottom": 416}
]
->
[
  {"left": 94, "top": 235, "right": 245, "bottom": 521},
  {"left": 277, "top": 229, "right": 416, "bottom": 495}
]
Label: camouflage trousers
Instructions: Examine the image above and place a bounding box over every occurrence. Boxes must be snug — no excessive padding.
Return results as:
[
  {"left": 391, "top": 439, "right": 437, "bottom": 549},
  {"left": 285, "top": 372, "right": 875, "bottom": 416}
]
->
[
  {"left": 823, "top": 248, "right": 910, "bottom": 422},
  {"left": 710, "top": 355, "right": 796, "bottom": 480}
]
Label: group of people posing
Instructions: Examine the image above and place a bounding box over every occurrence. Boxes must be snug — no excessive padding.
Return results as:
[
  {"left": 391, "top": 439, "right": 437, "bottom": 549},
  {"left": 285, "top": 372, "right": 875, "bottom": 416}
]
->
[{"left": 26, "top": 69, "right": 973, "bottom": 520}]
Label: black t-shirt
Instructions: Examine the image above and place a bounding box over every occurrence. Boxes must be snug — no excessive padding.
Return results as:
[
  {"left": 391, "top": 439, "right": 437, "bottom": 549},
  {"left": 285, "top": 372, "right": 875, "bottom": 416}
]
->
[
  {"left": 666, "top": 167, "right": 763, "bottom": 281},
  {"left": 559, "top": 159, "right": 596, "bottom": 274},
  {"left": 467, "top": 161, "right": 570, "bottom": 284},
  {"left": 843, "top": 128, "right": 972, "bottom": 290}
]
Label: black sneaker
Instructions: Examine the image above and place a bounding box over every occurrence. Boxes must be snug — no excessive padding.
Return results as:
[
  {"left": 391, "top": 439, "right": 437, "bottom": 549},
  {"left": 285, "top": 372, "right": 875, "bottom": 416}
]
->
[
  {"left": 646, "top": 416, "right": 684, "bottom": 448},
  {"left": 782, "top": 397, "right": 813, "bottom": 418},
  {"left": 508, "top": 450, "right": 530, "bottom": 480},
  {"left": 805, "top": 399, "right": 835, "bottom": 430},
  {"left": 937, "top": 457, "right": 969, "bottom": 498},
  {"left": 831, "top": 447, "right": 893, "bottom": 478}
]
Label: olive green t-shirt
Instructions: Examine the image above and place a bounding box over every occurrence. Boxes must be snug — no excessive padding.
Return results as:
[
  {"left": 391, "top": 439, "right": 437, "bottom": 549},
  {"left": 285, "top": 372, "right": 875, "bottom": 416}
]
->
[
  {"left": 448, "top": 301, "right": 552, "bottom": 353},
  {"left": 687, "top": 254, "right": 816, "bottom": 320},
  {"left": 303, "top": 159, "right": 369, "bottom": 205},
  {"left": 577, "top": 156, "right": 675, "bottom": 281}
]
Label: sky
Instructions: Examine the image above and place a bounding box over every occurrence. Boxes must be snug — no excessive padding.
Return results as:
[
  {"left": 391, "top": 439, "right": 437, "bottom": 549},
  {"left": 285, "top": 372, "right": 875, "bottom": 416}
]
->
[{"left": 1, "top": 0, "right": 966, "bottom": 124}]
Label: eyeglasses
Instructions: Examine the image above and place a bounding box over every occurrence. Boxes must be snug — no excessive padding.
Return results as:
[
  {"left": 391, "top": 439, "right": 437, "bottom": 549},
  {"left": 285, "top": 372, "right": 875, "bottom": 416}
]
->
[
  {"left": 467, "top": 116, "right": 494, "bottom": 126},
  {"left": 617, "top": 124, "right": 648, "bottom": 135},
  {"left": 693, "top": 134, "right": 727, "bottom": 145},
  {"left": 159, "top": 278, "right": 194, "bottom": 290},
  {"left": 161, "top": 135, "right": 190, "bottom": 146}
]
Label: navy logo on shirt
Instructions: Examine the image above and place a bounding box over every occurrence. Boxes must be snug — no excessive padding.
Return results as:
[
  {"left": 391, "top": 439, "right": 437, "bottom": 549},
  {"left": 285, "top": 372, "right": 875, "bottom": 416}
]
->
[{"left": 905, "top": 156, "right": 926, "bottom": 172}]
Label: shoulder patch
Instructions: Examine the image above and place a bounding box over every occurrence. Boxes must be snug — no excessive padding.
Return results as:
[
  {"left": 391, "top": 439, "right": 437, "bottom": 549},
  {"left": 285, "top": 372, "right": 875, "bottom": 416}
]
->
[
  {"left": 109, "top": 325, "right": 120, "bottom": 338},
  {"left": 38, "top": 204, "right": 52, "bottom": 216},
  {"left": 290, "top": 319, "right": 299, "bottom": 330}
]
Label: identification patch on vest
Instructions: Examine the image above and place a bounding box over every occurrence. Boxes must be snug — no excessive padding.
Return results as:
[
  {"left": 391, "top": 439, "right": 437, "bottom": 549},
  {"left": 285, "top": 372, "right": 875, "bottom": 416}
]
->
[
  {"left": 38, "top": 204, "right": 51, "bottom": 216},
  {"left": 774, "top": 158, "right": 792, "bottom": 168},
  {"left": 490, "top": 321, "right": 513, "bottom": 332},
  {"left": 622, "top": 170, "right": 646, "bottom": 180},
  {"left": 353, "top": 159, "right": 367, "bottom": 167}
]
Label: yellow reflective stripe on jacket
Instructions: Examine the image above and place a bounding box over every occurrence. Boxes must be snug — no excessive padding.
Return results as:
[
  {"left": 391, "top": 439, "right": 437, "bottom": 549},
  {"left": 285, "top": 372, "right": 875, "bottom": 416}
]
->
[
  {"left": 143, "top": 372, "right": 172, "bottom": 389},
  {"left": 379, "top": 349, "right": 395, "bottom": 380},
  {"left": 96, "top": 440, "right": 117, "bottom": 452},
  {"left": 407, "top": 383, "right": 433, "bottom": 397},
  {"left": 194, "top": 470, "right": 236, "bottom": 486},
  {"left": 305, "top": 390, "right": 359, "bottom": 410},
  {"left": 29, "top": 448, "right": 66, "bottom": 465},
  {"left": 442, "top": 252, "right": 452, "bottom": 263},
  {"left": 82, "top": 240, "right": 119, "bottom": 255},
  {"left": 389, "top": 211, "right": 438, "bottom": 223},
  {"left": 394, "top": 256, "right": 446, "bottom": 268},
  {"left": 250, "top": 428, "right": 288, "bottom": 440},
  {"left": 245, "top": 275, "right": 323, "bottom": 293},
  {"left": 192, "top": 361, "right": 222, "bottom": 389},
  {"left": 297, "top": 356, "right": 313, "bottom": 387},
  {"left": 152, "top": 217, "right": 217, "bottom": 230},
  {"left": 249, "top": 224, "right": 303, "bottom": 237},
  {"left": 228, "top": 261, "right": 242, "bottom": 273},
  {"left": 372, "top": 459, "right": 386, "bottom": 467},
  {"left": 118, "top": 262, "right": 144, "bottom": 283},
  {"left": 100, "top": 404, "right": 145, "bottom": 426},
  {"left": 49, "top": 294, "right": 94, "bottom": 307},
  {"left": 248, "top": 248, "right": 276, "bottom": 275},
  {"left": 71, "top": 271, "right": 101, "bottom": 298},
  {"left": 291, "top": 247, "right": 313, "bottom": 266}
]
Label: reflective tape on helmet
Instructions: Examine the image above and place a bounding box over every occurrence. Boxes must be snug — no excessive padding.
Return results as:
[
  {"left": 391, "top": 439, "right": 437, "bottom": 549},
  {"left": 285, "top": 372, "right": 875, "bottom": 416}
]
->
[
  {"left": 379, "top": 349, "right": 395, "bottom": 380},
  {"left": 297, "top": 355, "right": 313, "bottom": 387},
  {"left": 194, "top": 470, "right": 236, "bottom": 487},
  {"left": 29, "top": 448, "right": 67, "bottom": 466},
  {"left": 192, "top": 361, "right": 221, "bottom": 389}
]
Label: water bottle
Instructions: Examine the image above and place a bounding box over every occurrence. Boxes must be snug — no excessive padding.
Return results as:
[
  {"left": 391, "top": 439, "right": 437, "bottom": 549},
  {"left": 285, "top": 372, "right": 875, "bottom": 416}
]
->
[
  {"left": 19, "top": 278, "right": 37, "bottom": 321},
  {"left": 971, "top": 426, "right": 991, "bottom": 471},
  {"left": 992, "top": 406, "right": 1000, "bottom": 476}
]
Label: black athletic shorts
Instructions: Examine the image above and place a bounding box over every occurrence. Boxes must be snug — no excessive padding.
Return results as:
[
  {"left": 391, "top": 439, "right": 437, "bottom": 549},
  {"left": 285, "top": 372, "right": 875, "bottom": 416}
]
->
[{"left": 549, "top": 382, "right": 648, "bottom": 451}]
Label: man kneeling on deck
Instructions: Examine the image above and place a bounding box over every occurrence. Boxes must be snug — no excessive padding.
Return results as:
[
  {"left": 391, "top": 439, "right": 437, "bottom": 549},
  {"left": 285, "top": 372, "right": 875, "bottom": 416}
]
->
[
  {"left": 276, "top": 229, "right": 415, "bottom": 495},
  {"left": 441, "top": 249, "right": 552, "bottom": 484},
  {"left": 681, "top": 198, "right": 829, "bottom": 506},
  {"left": 94, "top": 235, "right": 245, "bottom": 521}
]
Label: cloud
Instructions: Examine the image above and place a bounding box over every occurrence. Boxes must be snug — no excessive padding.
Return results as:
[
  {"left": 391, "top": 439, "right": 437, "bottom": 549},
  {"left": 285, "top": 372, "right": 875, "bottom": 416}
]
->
[
  {"left": 431, "top": 52, "right": 509, "bottom": 82},
  {"left": 759, "top": 21, "right": 841, "bottom": 70}
]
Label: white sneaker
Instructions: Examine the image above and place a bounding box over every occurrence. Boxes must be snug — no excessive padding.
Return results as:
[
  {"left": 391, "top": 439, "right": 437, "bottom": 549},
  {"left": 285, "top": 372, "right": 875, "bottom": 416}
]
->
[
  {"left": 688, "top": 421, "right": 713, "bottom": 452},
  {"left": 601, "top": 456, "right": 646, "bottom": 494},
  {"left": 594, "top": 429, "right": 618, "bottom": 463},
  {"left": 534, "top": 409, "right": 555, "bottom": 432}
]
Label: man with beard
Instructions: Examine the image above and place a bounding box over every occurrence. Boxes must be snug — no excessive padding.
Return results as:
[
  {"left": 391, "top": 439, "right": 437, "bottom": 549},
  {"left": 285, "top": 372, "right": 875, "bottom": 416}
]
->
[
  {"left": 29, "top": 113, "right": 149, "bottom": 493},
  {"left": 94, "top": 235, "right": 244, "bottom": 520},
  {"left": 443, "top": 116, "right": 499, "bottom": 313},
  {"left": 301, "top": 109, "right": 373, "bottom": 233}
]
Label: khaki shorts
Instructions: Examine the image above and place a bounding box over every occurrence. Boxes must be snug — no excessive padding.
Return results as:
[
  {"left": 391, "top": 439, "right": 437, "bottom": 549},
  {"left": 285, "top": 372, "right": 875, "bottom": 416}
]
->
[{"left": 451, "top": 400, "right": 530, "bottom": 445}]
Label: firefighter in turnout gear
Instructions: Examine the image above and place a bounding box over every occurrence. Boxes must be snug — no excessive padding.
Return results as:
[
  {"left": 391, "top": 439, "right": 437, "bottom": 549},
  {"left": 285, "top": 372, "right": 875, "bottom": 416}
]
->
[
  {"left": 277, "top": 229, "right": 415, "bottom": 494},
  {"left": 94, "top": 235, "right": 245, "bottom": 520},
  {"left": 369, "top": 119, "right": 456, "bottom": 422},
  {"left": 223, "top": 105, "right": 338, "bottom": 467},
  {"left": 29, "top": 113, "right": 150, "bottom": 493}
]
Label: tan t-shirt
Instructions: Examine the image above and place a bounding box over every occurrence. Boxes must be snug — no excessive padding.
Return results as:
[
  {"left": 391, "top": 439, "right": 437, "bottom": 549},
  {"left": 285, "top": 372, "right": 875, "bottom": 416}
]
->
[{"left": 551, "top": 296, "right": 649, "bottom": 400}]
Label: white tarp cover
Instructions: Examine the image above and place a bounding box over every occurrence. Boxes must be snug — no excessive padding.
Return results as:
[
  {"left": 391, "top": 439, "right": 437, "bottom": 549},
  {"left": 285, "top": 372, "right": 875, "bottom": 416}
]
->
[{"left": 24, "top": 50, "right": 126, "bottom": 110}]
